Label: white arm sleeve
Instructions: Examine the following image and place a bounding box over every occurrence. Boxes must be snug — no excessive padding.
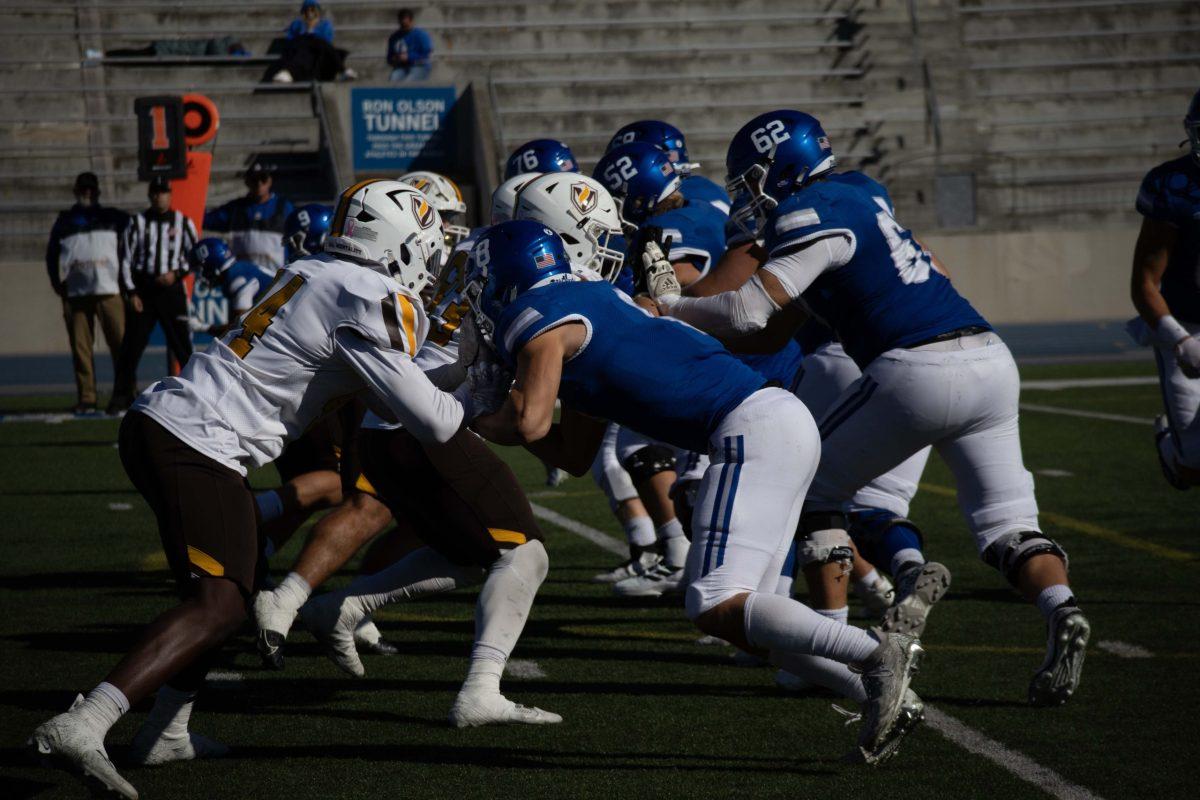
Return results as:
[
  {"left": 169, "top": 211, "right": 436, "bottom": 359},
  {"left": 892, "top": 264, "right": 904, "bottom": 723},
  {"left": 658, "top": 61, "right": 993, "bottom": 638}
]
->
[
  {"left": 659, "top": 274, "right": 780, "bottom": 337},
  {"left": 660, "top": 234, "right": 853, "bottom": 336},
  {"left": 333, "top": 328, "right": 470, "bottom": 443}
]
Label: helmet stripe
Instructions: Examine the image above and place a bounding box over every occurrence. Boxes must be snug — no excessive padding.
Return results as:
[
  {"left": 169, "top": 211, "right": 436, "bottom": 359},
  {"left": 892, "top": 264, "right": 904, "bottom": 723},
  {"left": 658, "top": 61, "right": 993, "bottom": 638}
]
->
[{"left": 332, "top": 178, "right": 386, "bottom": 236}]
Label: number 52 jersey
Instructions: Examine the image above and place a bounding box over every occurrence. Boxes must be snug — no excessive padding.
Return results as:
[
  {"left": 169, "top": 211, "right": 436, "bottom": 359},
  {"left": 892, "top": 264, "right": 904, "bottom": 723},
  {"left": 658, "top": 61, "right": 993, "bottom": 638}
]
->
[{"left": 133, "top": 253, "right": 449, "bottom": 474}]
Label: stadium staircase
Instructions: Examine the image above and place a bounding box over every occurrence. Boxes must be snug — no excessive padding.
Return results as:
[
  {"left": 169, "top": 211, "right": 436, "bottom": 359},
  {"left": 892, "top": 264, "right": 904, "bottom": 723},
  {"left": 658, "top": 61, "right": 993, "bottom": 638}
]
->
[{"left": 2, "top": 0, "right": 1198, "bottom": 267}]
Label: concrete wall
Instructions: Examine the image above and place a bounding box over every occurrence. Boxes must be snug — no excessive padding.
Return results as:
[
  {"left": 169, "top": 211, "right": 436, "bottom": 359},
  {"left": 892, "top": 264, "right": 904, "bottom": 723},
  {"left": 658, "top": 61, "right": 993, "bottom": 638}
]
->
[
  {"left": 0, "top": 227, "right": 1142, "bottom": 356},
  {"left": 922, "top": 227, "right": 1139, "bottom": 324}
]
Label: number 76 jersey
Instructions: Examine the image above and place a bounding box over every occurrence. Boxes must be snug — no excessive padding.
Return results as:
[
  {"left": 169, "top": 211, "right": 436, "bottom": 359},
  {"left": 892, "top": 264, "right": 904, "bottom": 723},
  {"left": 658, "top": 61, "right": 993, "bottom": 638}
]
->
[
  {"left": 134, "top": 253, "right": 428, "bottom": 474},
  {"left": 763, "top": 170, "right": 989, "bottom": 369}
]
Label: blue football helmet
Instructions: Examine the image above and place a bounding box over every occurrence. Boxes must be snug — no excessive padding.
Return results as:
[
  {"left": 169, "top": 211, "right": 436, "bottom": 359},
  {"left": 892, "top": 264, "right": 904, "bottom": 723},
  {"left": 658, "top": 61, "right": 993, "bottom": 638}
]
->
[
  {"left": 725, "top": 110, "right": 836, "bottom": 238},
  {"left": 284, "top": 203, "right": 333, "bottom": 261},
  {"left": 607, "top": 120, "right": 697, "bottom": 174},
  {"left": 592, "top": 142, "right": 682, "bottom": 231},
  {"left": 1186, "top": 89, "right": 1200, "bottom": 162},
  {"left": 504, "top": 139, "right": 578, "bottom": 180},
  {"left": 189, "top": 237, "right": 234, "bottom": 285},
  {"left": 465, "top": 220, "right": 573, "bottom": 339}
]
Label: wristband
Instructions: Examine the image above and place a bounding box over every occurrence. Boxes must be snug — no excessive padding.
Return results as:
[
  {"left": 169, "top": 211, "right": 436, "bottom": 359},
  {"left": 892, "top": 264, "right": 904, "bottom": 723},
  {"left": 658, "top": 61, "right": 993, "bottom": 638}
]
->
[{"left": 1156, "top": 314, "right": 1190, "bottom": 346}]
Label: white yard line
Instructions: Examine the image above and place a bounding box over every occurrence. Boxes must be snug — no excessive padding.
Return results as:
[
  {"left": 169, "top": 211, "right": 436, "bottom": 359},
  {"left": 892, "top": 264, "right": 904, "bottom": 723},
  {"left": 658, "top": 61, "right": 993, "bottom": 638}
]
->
[
  {"left": 533, "top": 502, "right": 1105, "bottom": 800},
  {"left": 505, "top": 659, "right": 548, "bottom": 679},
  {"left": 924, "top": 708, "right": 1103, "bottom": 800},
  {"left": 1019, "top": 403, "right": 1151, "bottom": 426},
  {"left": 1021, "top": 377, "right": 1155, "bottom": 391},
  {"left": 1096, "top": 640, "right": 1154, "bottom": 659}
]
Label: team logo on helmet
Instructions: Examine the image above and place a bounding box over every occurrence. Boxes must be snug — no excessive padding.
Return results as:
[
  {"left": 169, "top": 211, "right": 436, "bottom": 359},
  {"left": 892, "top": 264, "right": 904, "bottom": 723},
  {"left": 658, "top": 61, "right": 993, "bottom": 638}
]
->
[
  {"left": 412, "top": 196, "right": 436, "bottom": 229},
  {"left": 412, "top": 178, "right": 430, "bottom": 191},
  {"left": 571, "top": 182, "right": 597, "bottom": 215}
]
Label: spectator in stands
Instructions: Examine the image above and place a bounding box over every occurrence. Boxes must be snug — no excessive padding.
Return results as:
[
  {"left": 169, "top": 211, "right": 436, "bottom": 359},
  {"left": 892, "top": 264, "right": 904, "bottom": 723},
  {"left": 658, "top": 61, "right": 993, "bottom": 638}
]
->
[
  {"left": 204, "top": 162, "right": 295, "bottom": 271},
  {"left": 270, "top": 0, "right": 356, "bottom": 83},
  {"left": 46, "top": 172, "right": 133, "bottom": 414},
  {"left": 107, "top": 177, "right": 198, "bottom": 414},
  {"left": 388, "top": 8, "right": 433, "bottom": 82}
]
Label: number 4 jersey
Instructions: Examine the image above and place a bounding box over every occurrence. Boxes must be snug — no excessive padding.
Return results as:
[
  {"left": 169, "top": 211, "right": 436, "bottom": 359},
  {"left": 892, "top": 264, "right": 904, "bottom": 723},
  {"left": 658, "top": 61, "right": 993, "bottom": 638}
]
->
[
  {"left": 133, "top": 253, "right": 464, "bottom": 474},
  {"left": 762, "top": 171, "right": 989, "bottom": 369}
]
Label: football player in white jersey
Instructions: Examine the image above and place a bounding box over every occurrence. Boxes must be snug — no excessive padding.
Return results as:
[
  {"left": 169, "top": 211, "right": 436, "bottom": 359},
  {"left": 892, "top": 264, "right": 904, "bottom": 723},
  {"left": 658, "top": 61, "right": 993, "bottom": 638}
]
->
[
  {"left": 27, "top": 180, "right": 494, "bottom": 798},
  {"left": 398, "top": 170, "right": 471, "bottom": 248}
]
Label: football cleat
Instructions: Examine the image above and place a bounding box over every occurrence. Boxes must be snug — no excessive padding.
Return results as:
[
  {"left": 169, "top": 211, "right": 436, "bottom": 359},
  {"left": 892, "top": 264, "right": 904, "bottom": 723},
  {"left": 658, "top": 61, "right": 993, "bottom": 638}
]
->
[
  {"left": 1154, "top": 415, "right": 1190, "bottom": 490},
  {"left": 128, "top": 726, "right": 229, "bottom": 766},
  {"left": 449, "top": 690, "right": 562, "bottom": 728},
  {"left": 612, "top": 561, "right": 684, "bottom": 597},
  {"left": 252, "top": 589, "right": 298, "bottom": 671},
  {"left": 354, "top": 617, "right": 401, "bottom": 656},
  {"left": 1029, "top": 605, "right": 1091, "bottom": 707},
  {"left": 28, "top": 696, "right": 139, "bottom": 799},
  {"left": 851, "top": 630, "right": 924, "bottom": 765},
  {"left": 880, "top": 562, "right": 951, "bottom": 637},
  {"left": 592, "top": 550, "right": 660, "bottom": 584},
  {"left": 854, "top": 573, "right": 896, "bottom": 619},
  {"left": 299, "top": 594, "right": 367, "bottom": 677}
]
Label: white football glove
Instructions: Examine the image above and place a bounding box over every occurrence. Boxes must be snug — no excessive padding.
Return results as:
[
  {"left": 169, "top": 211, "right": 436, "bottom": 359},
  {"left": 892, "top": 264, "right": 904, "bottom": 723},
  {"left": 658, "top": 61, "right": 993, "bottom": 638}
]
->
[
  {"left": 1176, "top": 336, "right": 1200, "bottom": 379},
  {"left": 641, "top": 240, "right": 681, "bottom": 301},
  {"left": 463, "top": 349, "right": 514, "bottom": 418}
]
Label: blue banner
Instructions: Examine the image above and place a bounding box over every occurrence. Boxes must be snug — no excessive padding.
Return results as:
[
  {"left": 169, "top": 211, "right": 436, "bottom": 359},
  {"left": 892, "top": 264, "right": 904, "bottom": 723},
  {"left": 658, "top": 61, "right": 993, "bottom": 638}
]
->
[{"left": 351, "top": 86, "right": 457, "bottom": 173}]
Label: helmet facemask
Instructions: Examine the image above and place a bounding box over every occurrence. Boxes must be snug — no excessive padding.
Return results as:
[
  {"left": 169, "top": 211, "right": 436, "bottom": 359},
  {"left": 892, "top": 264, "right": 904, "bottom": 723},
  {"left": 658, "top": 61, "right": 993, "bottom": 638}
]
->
[
  {"left": 560, "top": 216, "right": 624, "bottom": 283},
  {"left": 725, "top": 162, "right": 777, "bottom": 242}
]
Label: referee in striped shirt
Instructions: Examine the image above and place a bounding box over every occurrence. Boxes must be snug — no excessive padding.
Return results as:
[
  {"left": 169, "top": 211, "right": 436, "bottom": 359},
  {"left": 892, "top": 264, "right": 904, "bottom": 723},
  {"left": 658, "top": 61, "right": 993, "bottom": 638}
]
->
[{"left": 108, "top": 177, "right": 198, "bottom": 413}]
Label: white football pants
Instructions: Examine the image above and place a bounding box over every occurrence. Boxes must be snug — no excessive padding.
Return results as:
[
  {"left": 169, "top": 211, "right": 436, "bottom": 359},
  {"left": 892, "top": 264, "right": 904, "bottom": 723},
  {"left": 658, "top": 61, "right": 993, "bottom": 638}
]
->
[{"left": 805, "top": 333, "right": 1040, "bottom": 555}]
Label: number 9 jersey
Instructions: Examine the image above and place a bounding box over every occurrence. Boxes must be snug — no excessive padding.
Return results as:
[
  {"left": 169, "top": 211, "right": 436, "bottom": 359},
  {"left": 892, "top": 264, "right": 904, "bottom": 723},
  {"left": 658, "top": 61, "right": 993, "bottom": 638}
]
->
[
  {"left": 763, "top": 171, "right": 989, "bottom": 369},
  {"left": 133, "top": 253, "right": 436, "bottom": 474}
]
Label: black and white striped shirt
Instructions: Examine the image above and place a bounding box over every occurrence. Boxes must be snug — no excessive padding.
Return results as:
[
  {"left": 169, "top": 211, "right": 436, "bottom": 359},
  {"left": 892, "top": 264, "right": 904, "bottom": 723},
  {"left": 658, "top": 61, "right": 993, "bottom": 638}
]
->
[{"left": 120, "top": 209, "right": 198, "bottom": 291}]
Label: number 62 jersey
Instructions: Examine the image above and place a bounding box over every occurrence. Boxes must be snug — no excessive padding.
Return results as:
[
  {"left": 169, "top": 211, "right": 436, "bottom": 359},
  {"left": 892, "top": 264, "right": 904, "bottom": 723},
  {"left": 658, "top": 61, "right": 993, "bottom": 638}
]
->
[
  {"left": 764, "top": 171, "right": 989, "bottom": 369},
  {"left": 133, "top": 253, "right": 465, "bottom": 474}
]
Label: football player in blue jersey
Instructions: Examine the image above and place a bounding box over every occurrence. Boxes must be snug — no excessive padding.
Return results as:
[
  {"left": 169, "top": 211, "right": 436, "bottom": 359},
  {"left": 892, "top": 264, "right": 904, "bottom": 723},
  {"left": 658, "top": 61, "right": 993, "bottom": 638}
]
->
[
  {"left": 504, "top": 139, "right": 578, "bottom": 180},
  {"left": 283, "top": 203, "right": 333, "bottom": 263},
  {"left": 607, "top": 120, "right": 731, "bottom": 215},
  {"left": 594, "top": 143, "right": 805, "bottom": 596},
  {"left": 190, "top": 237, "right": 276, "bottom": 337},
  {"left": 1130, "top": 89, "right": 1200, "bottom": 489},
  {"left": 652, "top": 110, "right": 1090, "bottom": 707},
  {"left": 466, "top": 219, "right": 925, "bottom": 763}
]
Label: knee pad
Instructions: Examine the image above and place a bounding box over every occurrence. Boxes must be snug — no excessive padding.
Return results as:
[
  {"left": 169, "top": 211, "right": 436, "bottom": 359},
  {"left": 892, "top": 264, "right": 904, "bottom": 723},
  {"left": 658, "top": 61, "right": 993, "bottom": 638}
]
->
[
  {"left": 621, "top": 444, "right": 677, "bottom": 484},
  {"left": 494, "top": 539, "right": 550, "bottom": 585},
  {"left": 796, "top": 511, "right": 853, "bottom": 567},
  {"left": 982, "top": 530, "right": 1068, "bottom": 585}
]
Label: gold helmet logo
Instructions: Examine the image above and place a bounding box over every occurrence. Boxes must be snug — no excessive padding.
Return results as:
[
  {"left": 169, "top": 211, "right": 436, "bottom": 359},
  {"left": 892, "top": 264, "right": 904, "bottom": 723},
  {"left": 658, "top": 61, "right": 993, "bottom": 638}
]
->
[
  {"left": 571, "top": 182, "right": 597, "bottom": 214},
  {"left": 412, "top": 195, "right": 436, "bottom": 229}
]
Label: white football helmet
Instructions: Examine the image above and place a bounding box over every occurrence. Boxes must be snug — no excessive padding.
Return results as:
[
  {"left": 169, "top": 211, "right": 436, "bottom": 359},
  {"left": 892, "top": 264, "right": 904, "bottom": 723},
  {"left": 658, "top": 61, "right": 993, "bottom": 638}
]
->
[
  {"left": 325, "top": 179, "right": 445, "bottom": 295},
  {"left": 398, "top": 171, "right": 470, "bottom": 247},
  {"left": 514, "top": 173, "right": 624, "bottom": 282},
  {"left": 490, "top": 172, "right": 541, "bottom": 225}
]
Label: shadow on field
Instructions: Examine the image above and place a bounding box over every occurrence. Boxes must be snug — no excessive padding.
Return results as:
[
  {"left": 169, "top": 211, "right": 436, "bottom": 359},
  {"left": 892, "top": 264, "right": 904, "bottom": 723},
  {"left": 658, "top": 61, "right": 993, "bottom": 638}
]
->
[
  {"left": 923, "top": 693, "right": 1029, "bottom": 709},
  {"left": 0, "top": 488, "right": 138, "bottom": 497},
  {"left": 221, "top": 742, "right": 840, "bottom": 775},
  {"left": 0, "top": 749, "right": 56, "bottom": 800},
  {"left": 0, "top": 571, "right": 168, "bottom": 592},
  {"left": 0, "top": 439, "right": 118, "bottom": 449}
]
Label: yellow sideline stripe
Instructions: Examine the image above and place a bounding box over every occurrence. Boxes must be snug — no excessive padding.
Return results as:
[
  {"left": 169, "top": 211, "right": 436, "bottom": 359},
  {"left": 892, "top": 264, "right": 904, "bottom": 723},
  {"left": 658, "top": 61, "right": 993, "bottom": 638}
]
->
[{"left": 919, "top": 482, "right": 1197, "bottom": 564}]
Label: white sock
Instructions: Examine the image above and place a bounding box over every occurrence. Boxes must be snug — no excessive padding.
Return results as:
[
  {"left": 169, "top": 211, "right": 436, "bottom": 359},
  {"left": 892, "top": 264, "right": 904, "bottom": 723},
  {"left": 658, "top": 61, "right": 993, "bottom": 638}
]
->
[
  {"left": 657, "top": 519, "right": 688, "bottom": 566},
  {"left": 144, "top": 685, "right": 195, "bottom": 739},
  {"left": 816, "top": 606, "right": 849, "bottom": 626},
  {"left": 463, "top": 541, "right": 548, "bottom": 696},
  {"left": 256, "top": 490, "right": 284, "bottom": 524},
  {"left": 772, "top": 651, "right": 867, "bottom": 702},
  {"left": 855, "top": 568, "right": 880, "bottom": 590},
  {"left": 1035, "top": 584, "right": 1075, "bottom": 620},
  {"left": 275, "top": 572, "right": 312, "bottom": 616},
  {"left": 341, "top": 547, "right": 482, "bottom": 616},
  {"left": 76, "top": 682, "right": 129, "bottom": 739},
  {"left": 624, "top": 515, "right": 657, "bottom": 548},
  {"left": 891, "top": 548, "right": 925, "bottom": 575},
  {"left": 743, "top": 591, "right": 878, "bottom": 665}
]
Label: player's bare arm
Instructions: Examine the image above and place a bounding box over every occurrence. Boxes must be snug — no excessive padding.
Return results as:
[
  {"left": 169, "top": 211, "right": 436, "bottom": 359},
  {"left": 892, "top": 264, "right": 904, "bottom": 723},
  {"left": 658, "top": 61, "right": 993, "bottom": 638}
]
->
[{"left": 1131, "top": 216, "right": 1180, "bottom": 332}]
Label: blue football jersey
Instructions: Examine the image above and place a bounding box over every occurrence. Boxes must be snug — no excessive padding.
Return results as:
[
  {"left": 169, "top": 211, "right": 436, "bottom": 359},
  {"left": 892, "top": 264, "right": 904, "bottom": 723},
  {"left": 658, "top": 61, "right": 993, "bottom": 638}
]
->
[
  {"left": 680, "top": 174, "right": 731, "bottom": 215},
  {"left": 494, "top": 280, "right": 765, "bottom": 452},
  {"left": 1137, "top": 155, "right": 1200, "bottom": 322},
  {"left": 652, "top": 201, "right": 728, "bottom": 280},
  {"left": 762, "top": 171, "right": 990, "bottom": 369}
]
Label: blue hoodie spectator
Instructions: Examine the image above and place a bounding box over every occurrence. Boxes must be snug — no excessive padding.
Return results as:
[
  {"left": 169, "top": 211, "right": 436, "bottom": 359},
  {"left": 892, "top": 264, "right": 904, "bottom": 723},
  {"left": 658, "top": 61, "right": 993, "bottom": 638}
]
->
[{"left": 388, "top": 8, "right": 433, "bottom": 82}]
